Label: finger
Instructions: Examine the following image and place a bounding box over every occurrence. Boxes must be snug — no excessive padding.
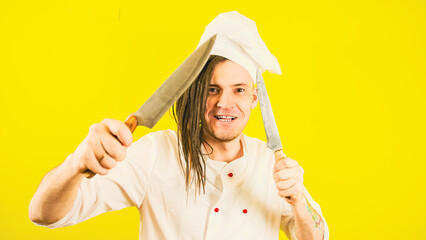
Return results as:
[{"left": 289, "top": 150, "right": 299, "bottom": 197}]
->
[
  {"left": 99, "top": 131, "right": 127, "bottom": 161},
  {"left": 98, "top": 152, "right": 118, "bottom": 169},
  {"left": 273, "top": 168, "right": 296, "bottom": 182},
  {"left": 101, "top": 118, "right": 133, "bottom": 147},
  {"left": 84, "top": 130, "right": 105, "bottom": 160},
  {"left": 278, "top": 188, "right": 295, "bottom": 199},
  {"left": 278, "top": 183, "right": 304, "bottom": 199},
  {"left": 273, "top": 157, "right": 299, "bottom": 172},
  {"left": 276, "top": 177, "right": 297, "bottom": 191},
  {"left": 85, "top": 151, "right": 109, "bottom": 175}
]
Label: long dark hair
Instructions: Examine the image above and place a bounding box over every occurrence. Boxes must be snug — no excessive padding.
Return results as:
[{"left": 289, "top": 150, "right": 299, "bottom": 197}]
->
[{"left": 172, "top": 55, "right": 228, "bottom": 195}]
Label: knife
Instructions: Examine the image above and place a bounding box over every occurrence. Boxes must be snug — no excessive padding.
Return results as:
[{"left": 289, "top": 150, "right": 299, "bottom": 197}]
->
[
  {"left": 256, "top": 69, "right": 293, "bottom": 200},
  {"left": 83, "top": 34, "right": 217, "bottom": 178},
  {"left": 257, "top": 71, "right": 322, "bottom": 219}
]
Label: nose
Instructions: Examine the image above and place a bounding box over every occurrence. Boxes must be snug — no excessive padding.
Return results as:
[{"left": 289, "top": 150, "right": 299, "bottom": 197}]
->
[{"left": 216, "top": 90, "right": 234, "bottom": 109}]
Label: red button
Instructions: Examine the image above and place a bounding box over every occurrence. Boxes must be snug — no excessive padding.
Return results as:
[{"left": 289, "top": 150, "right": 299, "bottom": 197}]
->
[
  {"left": 243, "top": 209, "right": 248, "bottom": 214},
  {"left": 214, "top": 208, "right": 219, "bottom": 212},
  {"left": 228, "top": 172, "right": 233, "bottom": 177}
]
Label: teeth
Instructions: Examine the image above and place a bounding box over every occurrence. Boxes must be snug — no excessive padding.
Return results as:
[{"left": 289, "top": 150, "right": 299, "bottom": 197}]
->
[{"left": 215, "top": 115, "right": 236, "bottom": 121}]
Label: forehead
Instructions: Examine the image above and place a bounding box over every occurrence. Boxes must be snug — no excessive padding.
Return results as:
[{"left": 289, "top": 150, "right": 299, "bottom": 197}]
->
[{"left": 210, "top": 60, "right": 253, "bottom": 87}]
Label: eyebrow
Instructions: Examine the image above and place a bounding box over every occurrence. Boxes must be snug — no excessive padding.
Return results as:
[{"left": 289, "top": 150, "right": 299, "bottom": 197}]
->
[{"left": 209, "top": 83, "right": 250, "bottom": 87}]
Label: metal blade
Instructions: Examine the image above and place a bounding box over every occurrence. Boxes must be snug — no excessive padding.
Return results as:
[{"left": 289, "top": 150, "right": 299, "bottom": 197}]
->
[
  {"left": 256, "top": 69, "right": 283, "bottom": 151},
  {"left": 133, "top": 35, "right": 216, "bottom": 128}
]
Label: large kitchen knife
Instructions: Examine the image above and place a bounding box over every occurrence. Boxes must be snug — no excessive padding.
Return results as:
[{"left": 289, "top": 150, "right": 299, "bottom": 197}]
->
[
  {"left": 256, "top": 68, "right": 286, "bottom": 157},
  {"left": 257, "top": 71, "right": 323, "bottom": 222},
  {"left": 256, "top": 69, "right": 293, "bottom": 200},
  {"left": 83, "top": 35, "right": 217, "bottom": 178}
]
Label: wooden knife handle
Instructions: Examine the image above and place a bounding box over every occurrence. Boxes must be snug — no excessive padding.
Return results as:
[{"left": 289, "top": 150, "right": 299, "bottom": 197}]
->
[
  {"left": 274, "top": 149, "right": 286, "bottom": 163},
  {"left": 82, "top": 113, "right": 138, "bottom": 179}
]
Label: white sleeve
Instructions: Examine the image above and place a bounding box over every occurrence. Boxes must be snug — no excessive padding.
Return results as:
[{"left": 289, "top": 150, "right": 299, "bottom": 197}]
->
[
  {"left": 37, "top": 132, "right": 159, "bottom": 229},
  {"left": 280, "top": 186, "right": 330, "bottom": 240}
]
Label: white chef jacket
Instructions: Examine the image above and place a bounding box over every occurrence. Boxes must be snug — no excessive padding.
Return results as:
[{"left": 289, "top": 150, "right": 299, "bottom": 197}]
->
[{"left": 37, "top": 130, "right": 329, "bottom": 240}]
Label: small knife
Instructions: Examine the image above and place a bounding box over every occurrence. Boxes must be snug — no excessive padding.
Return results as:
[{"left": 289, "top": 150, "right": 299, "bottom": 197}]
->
[
  {"left": 83, "top": 35, "right": 217, "bottom": 178},
  {"left": 256, "top": 69, "right": 293, "bottom": 200}
]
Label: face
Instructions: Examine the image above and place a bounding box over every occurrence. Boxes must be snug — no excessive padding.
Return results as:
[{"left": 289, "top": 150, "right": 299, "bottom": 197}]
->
[{"left": 203, "top": 60, "right": 258, "bottom": 142}]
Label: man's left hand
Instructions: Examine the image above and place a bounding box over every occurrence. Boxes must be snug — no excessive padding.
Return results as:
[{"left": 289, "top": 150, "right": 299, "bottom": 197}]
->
[{"left": 273, "top": 156, "right": 305, "bottom": 206}]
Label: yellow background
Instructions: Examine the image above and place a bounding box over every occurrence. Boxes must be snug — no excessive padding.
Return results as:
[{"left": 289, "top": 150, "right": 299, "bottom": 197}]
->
[{"left": 1, "top": 0, "right": 425, "bottom": 239}]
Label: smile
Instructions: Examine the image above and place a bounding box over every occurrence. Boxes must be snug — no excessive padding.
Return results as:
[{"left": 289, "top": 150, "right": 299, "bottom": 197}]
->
[{"left": 214, "top": 115, "right": 237, "bottom": 122}]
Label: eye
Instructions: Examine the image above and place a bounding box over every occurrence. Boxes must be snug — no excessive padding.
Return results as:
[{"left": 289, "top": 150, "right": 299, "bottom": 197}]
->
[
  {"left": 235, "top": 88, "right": 245, "bottom": 93},
  {"left": 209, "top": 88, "right": 219, "bottom": 94}
]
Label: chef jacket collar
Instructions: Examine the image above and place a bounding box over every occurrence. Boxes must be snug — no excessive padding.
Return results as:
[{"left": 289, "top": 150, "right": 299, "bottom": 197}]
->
[{"left": 204, "top": 134, "right": 249, "bottom": 181}]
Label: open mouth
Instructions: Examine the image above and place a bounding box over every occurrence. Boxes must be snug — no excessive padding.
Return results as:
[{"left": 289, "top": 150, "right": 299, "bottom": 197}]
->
[{"left": 214, "top": 115, "right": 237, "bottom": 122}]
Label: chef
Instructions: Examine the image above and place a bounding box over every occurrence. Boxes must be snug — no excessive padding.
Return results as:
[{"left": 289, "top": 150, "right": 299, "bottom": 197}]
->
[{"left": 29, "top": 11, "right": 329, "bottom": 240}]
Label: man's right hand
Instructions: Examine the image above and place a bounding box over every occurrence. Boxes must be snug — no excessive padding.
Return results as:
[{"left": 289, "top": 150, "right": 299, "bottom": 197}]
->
[
  {"left": 67, "top": 118, "right": 134, "bottom": 176},
  {"left": 29, "top": 118, "right": 134, "bottom": 225}
]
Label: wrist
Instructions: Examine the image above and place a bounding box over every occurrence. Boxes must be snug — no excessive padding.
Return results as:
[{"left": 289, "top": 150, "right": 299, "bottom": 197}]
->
[
  {"left": 291, "top": 196, "right": 308, "bottom": 211},
  {"left": 291, "top": 196, "right": 308, "bottom": 212}
]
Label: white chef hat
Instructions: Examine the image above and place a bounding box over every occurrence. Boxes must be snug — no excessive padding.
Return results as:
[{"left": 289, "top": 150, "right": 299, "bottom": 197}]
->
[{"left": 196, "top": 11, "right": 281, "bottom": 83}]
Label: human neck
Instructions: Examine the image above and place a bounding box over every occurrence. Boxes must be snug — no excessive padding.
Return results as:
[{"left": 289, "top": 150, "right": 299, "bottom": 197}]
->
[{"left": 203, "top": 134, "right": 244, "bottom": 163}]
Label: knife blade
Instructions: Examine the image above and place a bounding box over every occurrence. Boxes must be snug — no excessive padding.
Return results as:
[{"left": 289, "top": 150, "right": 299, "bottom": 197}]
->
[
  {"left": 83, "top": 35, "right": 217, "bottom": 178},
  {"left": 257, "top": 69, "right": 295, "bottom": 200},
  {"left": 132, "top": 34, "right": 217, "bottom": 129},
  {"left": 256, "top": 68, "right": 285, "bottom": 154}
]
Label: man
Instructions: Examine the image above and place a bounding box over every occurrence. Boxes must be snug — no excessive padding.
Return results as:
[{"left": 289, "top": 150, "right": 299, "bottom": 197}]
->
[{"left": 29, "top": 11, "right": 329, "bottom": 239}]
